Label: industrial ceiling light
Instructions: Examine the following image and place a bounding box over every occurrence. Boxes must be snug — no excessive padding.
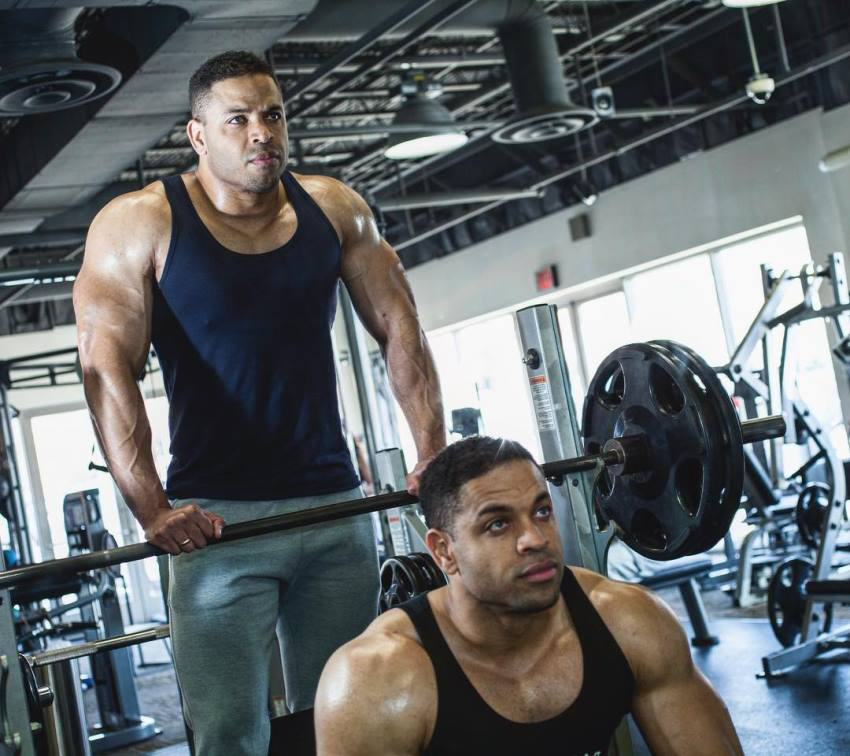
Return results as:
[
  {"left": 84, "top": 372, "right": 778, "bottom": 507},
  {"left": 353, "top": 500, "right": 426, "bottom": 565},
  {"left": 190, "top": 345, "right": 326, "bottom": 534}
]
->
[
  {"left": 722, "top": 1, "right": 786, "bottom": 7},
  {"left": 741, "top": 8, "right": 774, "bottom": 104},
  {"left": 384, "top": 92, "right": 468, "bottom": 160}
]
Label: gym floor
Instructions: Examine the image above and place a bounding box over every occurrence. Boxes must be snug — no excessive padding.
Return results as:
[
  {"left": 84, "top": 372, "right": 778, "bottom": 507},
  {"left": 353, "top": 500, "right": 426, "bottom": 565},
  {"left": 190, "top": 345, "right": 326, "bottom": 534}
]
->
[{"left": 93, "top": 586, "right": 850, "bottom": 756}]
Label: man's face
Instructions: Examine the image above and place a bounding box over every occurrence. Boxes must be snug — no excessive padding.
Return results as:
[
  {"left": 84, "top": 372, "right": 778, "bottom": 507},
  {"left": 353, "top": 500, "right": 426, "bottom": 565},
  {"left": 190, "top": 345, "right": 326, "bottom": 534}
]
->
[
  {"left": 446, "top": 460, "right": 564, "bottom": 614},
  {"left": 192, "top": 73, "right": 288, "bottom": 193}
]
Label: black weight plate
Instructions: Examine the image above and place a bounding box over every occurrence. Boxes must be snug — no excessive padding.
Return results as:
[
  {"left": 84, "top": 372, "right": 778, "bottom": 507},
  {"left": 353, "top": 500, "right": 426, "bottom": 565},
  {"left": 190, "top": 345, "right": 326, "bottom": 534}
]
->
[
  {"left": 582, "top": 341, "right": 739, "bottom": 560},
  {"left": 378, "top": 556, "right": 421, "bottom": 613},
  {"left": 795, "top": 482, "right": 831, "bottom": 549},
  {"left": 652, "top": 341, "right": 744, "bottom": 556},
  {"left": 409, "top": 552, "right": 447, "bottom": 589},
  {"left": 397, "top": 554, "right": 431, "bottom": 595},
  {"left": 767, "top": 557, "right": 833, "bottom": 647},
  {"left": 405, "top": 553, "right": 434, "bottom": 590}
]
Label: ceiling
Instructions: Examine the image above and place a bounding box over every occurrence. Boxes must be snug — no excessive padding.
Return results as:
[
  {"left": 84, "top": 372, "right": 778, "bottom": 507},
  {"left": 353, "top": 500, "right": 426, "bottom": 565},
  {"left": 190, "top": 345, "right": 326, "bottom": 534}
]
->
[{"left": 0, "top": 0, "right": 848, "bottom": 334}]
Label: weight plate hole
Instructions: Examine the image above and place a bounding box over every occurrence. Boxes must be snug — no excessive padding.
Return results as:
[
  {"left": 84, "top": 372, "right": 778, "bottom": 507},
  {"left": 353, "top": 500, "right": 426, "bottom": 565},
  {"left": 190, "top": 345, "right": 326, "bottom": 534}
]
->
[
  {"left": 649, "top": 363, "right": 685, "bottom": 415},
  {"left": 631, "top": 509, "right": 668, "bottom": 550},
  {"left": 596, "top": 361, "right": 625, "bottom": 408},
  {"left": 675, "top": 458, "right": 703, "bottom": 517}
]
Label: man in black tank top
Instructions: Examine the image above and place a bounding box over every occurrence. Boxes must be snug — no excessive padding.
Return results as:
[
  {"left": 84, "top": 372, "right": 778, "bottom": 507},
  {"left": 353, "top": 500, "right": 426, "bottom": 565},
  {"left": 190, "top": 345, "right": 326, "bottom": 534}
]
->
[
  {"left": 74, "top": 51, "right": 444, "bottom": 754},
  {"left": 315, "top": 437, "right": 743, "bottom": 756}
]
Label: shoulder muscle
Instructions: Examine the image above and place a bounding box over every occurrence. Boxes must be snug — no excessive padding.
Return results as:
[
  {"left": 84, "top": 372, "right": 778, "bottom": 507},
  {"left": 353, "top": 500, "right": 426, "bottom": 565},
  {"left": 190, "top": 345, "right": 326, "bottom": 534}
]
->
[{"left": 315, "top": 613, "right": 436, "bottom": 756}]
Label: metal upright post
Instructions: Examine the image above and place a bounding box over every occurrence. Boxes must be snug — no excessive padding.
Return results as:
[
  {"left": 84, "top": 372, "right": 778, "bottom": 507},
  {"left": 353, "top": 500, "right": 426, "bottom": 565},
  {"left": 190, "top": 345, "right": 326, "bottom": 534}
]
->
[
  {"left": 0, "top": 555, "right": 36, "bottom": 754},
  {"left": 514, "top": 304, "right": 633, "bottom": 756},
  {"left": 0, "top": 378, "right": 32, "bottom": 565},
  {"left": 339, "top": 287, "right": 382, "bottom": 489},
  {"left": 514, "top": 305, "right": 611, "bottom": 572}
]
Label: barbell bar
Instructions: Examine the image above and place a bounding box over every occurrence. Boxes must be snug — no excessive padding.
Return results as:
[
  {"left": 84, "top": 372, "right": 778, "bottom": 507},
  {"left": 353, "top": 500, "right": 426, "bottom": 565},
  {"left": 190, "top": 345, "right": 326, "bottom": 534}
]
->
[
  {"left": 26, "top": 624, "right": 172, "bottom": 668},
  {"left": 0, "top": 413, "right": 784, "bottom": 591}
]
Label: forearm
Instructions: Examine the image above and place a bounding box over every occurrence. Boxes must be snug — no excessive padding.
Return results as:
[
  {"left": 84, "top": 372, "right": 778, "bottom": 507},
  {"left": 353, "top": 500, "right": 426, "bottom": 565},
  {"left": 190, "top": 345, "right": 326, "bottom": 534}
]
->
[
  {"left": 384, "top": 314, "right": 445, "bottom": 458},
  {"left": 82, "top": 366, "right": 169, "bottom": 527}
]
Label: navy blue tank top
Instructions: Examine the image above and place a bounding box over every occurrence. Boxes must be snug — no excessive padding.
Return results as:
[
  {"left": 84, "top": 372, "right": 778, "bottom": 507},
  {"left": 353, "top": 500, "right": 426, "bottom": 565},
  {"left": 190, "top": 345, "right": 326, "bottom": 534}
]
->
[
  {"left": 400, "top": 568, "right": 635, "bottom": 755},
  {"left": 151, "top": 172, "right": 359, "bottom": 501}
]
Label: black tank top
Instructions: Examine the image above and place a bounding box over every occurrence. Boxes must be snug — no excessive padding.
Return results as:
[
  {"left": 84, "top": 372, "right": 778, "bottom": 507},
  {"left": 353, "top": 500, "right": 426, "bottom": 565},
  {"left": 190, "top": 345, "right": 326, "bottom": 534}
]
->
[
  {"left": 400, "top": 568, "right": 635, "bottom": 755},
  {"left": 151, "top": 172, "right": 359, "bottom": 501}
]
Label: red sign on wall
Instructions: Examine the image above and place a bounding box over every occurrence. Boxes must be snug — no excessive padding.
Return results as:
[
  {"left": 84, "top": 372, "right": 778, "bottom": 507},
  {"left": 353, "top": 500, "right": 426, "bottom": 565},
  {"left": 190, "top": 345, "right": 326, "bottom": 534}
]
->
[{"left": 535, "top": 265, "right": 559, "bottom": 291}]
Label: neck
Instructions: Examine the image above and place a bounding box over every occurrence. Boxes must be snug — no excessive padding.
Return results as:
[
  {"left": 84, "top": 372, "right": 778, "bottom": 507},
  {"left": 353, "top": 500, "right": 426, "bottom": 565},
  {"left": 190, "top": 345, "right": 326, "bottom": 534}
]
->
[
  {"left": 436, "top": 579, "right": 565, "bottom": 657},
  {"left": 194, "top": 161, "right": 284, "bottom": 219}
]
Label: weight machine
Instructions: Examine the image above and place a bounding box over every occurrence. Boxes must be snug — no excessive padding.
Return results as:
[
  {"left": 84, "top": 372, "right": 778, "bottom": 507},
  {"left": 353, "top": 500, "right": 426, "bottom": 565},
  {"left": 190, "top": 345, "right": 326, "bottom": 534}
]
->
[{"left": 713, "top": 252, "right": 850, "bottom": 675}]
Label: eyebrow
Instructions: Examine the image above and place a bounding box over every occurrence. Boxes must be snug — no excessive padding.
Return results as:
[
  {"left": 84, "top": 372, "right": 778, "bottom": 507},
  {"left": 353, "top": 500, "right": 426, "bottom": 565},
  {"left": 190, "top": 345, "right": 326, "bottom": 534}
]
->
[
  {"left": 224, "top": 105, "right": 283, "bottom": 115},
  {"left": 474, "top": 491, "right": 549, "bottom": 520}
]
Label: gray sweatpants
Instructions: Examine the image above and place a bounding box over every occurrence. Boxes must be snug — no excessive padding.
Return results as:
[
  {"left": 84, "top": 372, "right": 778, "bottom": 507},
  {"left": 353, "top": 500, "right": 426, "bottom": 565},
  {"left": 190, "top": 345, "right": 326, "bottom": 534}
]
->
[{"left": 167, "top": 488, "right": 379, "bottom": 756}]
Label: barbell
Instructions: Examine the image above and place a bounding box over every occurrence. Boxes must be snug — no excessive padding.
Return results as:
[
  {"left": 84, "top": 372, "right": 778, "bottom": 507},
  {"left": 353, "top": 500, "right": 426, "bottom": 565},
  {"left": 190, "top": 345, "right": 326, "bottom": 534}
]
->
[{"left": 0, "top": 340, "right": 784, "bottom": 595}]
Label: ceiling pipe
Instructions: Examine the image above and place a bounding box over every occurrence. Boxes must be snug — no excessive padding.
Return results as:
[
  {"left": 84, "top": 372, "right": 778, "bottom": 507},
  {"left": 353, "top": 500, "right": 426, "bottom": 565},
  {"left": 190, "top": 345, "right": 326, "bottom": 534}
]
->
[
  {"left": 0, "top": 230, "right": 86, "bottom": 249},
  {"left": 0, "top": 262, "right": 81, "bottom": 286},
  {"left": 377, "top": 187, "right": 540, "bottom": 211},
  {"left": 289, "top": 120, "right": 493, "bottom": 140},
  {"left": 275, "top": 53, "right": 507, "bottom": 74}
]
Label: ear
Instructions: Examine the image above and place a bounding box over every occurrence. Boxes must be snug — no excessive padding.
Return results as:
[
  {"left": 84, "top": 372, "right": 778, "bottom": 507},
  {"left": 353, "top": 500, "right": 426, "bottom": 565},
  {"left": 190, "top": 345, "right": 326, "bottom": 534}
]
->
[
  {"left": 426, "top": 528, "right": 458, "bottom": 576},
  {"left": 186, "top": 117, "right": 207, "bottom": 157}
]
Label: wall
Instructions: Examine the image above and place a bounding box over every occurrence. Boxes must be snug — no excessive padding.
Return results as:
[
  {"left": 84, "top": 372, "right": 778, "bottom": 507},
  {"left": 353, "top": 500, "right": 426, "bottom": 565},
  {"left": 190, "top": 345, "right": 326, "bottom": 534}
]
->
[{"left": 408, "top": 105, "right": 850, "bottom": 332}]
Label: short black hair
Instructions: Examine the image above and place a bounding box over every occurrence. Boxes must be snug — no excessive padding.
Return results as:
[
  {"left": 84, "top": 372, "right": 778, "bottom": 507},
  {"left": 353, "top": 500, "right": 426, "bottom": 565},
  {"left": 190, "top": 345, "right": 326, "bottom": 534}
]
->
[
  {"left": 189, "top": 50, "right": 278, "bottom": 118},
  {"left": 419, "top": 436, "right": 539, "bottom": 533}
]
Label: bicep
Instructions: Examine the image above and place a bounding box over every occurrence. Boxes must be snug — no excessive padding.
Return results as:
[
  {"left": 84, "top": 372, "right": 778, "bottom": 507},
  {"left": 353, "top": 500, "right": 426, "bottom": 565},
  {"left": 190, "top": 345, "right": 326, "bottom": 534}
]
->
[
  {"left": 342, "top": 235, "right": 418, "bottom": 348},
  {"left": 74, "top": 207, "right": 154, "bottom": 376}
]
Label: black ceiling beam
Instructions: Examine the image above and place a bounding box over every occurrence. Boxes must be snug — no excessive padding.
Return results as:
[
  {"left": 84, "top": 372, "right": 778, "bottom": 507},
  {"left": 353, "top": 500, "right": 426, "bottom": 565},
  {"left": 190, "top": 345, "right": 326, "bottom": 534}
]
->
[
  {"left": 0, "top": 230, "right": 87, "bottom": 250},
  {"left": 282, "top": 0, "right": 441, "bottom": 106},
  {"left": 285, "top": 0, "right": 481, "bottom": 122}
]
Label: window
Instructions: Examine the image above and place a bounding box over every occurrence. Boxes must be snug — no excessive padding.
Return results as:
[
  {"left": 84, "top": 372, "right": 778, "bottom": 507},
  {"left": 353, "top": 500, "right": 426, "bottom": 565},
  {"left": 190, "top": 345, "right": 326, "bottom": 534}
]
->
[
  {"left": 556, "top": 306, "right": 586, "bottom": 417},
  {"left": 625, "top": 254, "right": 728, "bottom": 367},
  {"left": 394, "top": 315, "right": 543, "bottom": 467},
  {"left": 30, "top": 409, "right": 123, "bottom": 559},
  {"left": 576, "top": 290, "right": 633, "bottom": 379}
]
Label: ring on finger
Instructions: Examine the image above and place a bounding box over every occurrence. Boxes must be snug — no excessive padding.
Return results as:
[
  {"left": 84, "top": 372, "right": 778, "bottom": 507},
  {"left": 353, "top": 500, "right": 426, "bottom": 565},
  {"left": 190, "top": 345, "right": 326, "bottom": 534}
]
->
[{"left": 180, "top": 538, "right": 192, "bottom": 546}]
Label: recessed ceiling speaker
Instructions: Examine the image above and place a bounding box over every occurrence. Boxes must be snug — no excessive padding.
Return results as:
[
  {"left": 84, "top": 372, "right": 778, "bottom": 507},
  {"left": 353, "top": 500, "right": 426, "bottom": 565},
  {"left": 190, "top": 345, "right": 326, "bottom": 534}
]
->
[
  {"left": 492, "top": 9, "right": 597, "bottom": 145},
  {"left": 0, "top": 9, "right": 121, "bottom": 117}
]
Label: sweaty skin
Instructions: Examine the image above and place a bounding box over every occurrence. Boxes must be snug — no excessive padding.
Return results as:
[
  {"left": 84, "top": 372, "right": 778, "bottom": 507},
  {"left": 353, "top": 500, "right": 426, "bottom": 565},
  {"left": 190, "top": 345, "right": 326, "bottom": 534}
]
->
[
  {"left": 315, "top": 460, "right": 744, "bottom": 756},
  {"left": 73, "top": 73, "right": 445, "bottom": 555}
]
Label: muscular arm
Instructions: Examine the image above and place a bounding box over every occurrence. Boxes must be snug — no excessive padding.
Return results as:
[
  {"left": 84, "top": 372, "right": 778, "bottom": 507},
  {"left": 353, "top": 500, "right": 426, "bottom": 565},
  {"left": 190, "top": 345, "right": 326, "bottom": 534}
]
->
[
  {"left": 334, "top": 182, "right": 445, "bottom": 482},
  {"left": 315, "top": 630, "right": 435, "bottom": 756},
  {"left": 602, "top": 580, "right": 743, "bottom": 755},
  {"left": 73, "top": 193, "right": 167, "bottom": 525},
  {"left": 73, "top": 191, "right": 223, "bottom": 553}
]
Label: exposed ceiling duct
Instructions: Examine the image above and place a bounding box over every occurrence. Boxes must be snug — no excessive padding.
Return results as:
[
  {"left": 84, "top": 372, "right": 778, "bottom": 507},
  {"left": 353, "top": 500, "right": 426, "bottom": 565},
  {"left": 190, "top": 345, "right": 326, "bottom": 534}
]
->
[
  {"left": 0, "top": 9, "right": 121, "bottom": 116},
  {"left": 493, "top": 6, "right": 597, "bottom": 144},
  {"left": 0, "top": 0, "right": 319, "bottom": 240}
]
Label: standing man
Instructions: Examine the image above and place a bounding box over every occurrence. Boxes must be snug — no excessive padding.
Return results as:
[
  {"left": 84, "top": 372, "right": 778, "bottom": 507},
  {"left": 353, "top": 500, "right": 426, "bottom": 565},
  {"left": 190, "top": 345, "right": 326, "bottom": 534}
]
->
[{"left": 73, "top": 50, "right": 445, "bottom": 755}]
